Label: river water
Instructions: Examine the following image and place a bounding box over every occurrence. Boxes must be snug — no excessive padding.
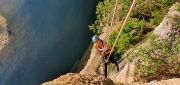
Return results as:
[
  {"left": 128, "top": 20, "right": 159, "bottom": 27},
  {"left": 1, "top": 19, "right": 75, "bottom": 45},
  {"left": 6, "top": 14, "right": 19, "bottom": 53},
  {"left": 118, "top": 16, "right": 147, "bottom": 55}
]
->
[{"left": 0, "top": 0, "right": 97, "bottom": 85}]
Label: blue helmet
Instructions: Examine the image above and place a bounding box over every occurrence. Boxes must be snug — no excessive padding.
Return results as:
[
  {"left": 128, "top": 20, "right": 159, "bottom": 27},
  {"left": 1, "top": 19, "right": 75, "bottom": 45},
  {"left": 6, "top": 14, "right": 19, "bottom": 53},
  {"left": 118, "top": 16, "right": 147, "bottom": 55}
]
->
[{"left": 92, "top": 35, "right": 99, "bottom": 43}]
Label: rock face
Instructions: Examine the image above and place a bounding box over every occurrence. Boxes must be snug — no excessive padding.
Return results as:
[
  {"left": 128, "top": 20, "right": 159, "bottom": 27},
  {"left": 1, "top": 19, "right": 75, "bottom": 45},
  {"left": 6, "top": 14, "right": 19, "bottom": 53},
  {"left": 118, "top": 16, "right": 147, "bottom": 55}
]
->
[
  {"left": 42, "top": 73, "right": 115, "bottom": 85},
  {"left": 109, "top": 62, "right": 136, "bottom": 84},
  {"left": 0, "top": 15, "right": 8, "bottom": 50},
  {"left": 131, "top": 78, "right": 180, "bottom": 85},
  {"left": 109, "top": 2, "right": 180, "bottom": 84},
  {"left": 154, "top": 2, "right": 180, "bottom": 39},
  {"left": 42, "top": 3, "right": 180, "bottom": 85},
  {"left": 80, "top": 25, "right": 111, "bottom": 75},
  {"left": 144, "top": 78, "right": 180, "bottom": 85}
]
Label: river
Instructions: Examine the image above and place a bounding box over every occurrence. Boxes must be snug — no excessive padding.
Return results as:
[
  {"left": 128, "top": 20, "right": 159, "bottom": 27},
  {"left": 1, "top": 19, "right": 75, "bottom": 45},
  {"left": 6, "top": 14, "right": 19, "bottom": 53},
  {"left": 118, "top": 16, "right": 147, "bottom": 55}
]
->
[{"left": 0, "top": 0, "right": 97, "bottom": 85}]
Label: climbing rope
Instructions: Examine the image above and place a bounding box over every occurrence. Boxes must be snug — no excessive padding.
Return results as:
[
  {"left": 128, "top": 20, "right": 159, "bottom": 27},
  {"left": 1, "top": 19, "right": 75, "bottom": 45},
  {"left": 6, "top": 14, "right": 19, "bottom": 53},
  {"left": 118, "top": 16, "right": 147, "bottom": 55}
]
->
[
  {"left": 105, "top": 0, "right": 137, "bottom": 63},
  {"left": 107, "top": 0, "right": 119, "bottom": 41}
]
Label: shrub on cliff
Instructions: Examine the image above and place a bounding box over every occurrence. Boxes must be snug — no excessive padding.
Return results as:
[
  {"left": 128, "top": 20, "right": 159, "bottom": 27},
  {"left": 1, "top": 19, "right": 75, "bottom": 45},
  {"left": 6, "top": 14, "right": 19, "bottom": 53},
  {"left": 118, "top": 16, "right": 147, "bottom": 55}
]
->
[
  {"left": 89, "top": 0, "right": 180, "bottom": 79},
  {"left": 90, "top": 0, "right": 176, "bottom": 61},
  {"left": 90, "top": 0, "right": 176, "bottom": 33},
  {"left": 126, "top": 34, "right": 180, "bottom": 81},
  {"left": 89, "top": 0, "right": 117, "bottom": 33},
  {"left": 112, "top": 0, "right": 176, "bottom": 59},
  {"left": 125, "top": 3, "right": 180, "bottom": 81}
]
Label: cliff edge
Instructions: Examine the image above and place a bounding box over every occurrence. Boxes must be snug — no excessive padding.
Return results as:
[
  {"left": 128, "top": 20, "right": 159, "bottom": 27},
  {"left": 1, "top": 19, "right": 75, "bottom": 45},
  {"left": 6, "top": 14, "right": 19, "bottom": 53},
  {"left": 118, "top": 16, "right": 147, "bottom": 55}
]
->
[
  {"left": 42, "top": 73, "right": 114, "bottom": 85},
  {"left": 42, "top": 2, "right": 180, "bottom": 85}
]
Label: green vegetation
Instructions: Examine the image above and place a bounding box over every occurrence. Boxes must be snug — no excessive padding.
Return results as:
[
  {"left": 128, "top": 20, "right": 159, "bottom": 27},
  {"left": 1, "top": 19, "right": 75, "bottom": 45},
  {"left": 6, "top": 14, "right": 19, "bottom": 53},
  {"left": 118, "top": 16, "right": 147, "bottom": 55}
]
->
[
  {"left": 175, "top": 2, "right": 180, "bottom": 12},
  {"left": 109, "top": 19, "right": 146, "bottom": 60},
  {"left": 125, "top": 9, "right": 180, "bottom": 80},
  {"left": 107, "top": 63, "right": 114, "bottom": 75},
  {"left": 90, "top": 0, "right": 176, "bottom": 61},
  {"left": 90, "top": 0, "right": 179, "bottom": 80},
  {"left": 128, "top": 33, "right": 180, "bottom": 81},
  {"left": 111, "top": 0, "right": 176, "bottom": 60},
  {"left": 90, "top": 0, "right": 176, "bottom": 34},
  {"left": 95, "top": 64, "right": 100, "bottom": 73},
  {"left": 89, "top": 0, "right": 117, "bottom": 33}
]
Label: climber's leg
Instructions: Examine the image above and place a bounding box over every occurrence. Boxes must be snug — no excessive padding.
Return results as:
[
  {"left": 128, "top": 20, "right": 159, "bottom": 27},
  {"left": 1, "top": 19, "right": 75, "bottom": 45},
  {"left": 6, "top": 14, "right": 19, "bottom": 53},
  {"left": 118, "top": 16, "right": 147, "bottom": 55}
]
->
[
  {"left": 103, "top": 56, "right": 108, "bottom": 78},
  {"left": 109, "top": 55, "right": 119, "bottom": 71},
  {"left": 104, "top": 62, "right": 107, "bottom": 78}
]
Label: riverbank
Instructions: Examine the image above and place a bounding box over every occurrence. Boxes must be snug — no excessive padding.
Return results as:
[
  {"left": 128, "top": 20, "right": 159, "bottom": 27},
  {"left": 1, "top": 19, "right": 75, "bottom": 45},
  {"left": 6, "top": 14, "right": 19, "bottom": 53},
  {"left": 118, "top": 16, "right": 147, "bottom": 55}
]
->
[{"left": 0, "top": 15, "right": 9, "bottom": 51}]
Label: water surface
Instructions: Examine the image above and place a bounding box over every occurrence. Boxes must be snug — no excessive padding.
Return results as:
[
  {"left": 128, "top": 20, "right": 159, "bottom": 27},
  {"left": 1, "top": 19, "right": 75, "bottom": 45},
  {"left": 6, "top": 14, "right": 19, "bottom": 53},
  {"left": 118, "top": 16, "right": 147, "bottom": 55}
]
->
[{"left": 0, "top": 0, "right": 97, "bottom": 85}]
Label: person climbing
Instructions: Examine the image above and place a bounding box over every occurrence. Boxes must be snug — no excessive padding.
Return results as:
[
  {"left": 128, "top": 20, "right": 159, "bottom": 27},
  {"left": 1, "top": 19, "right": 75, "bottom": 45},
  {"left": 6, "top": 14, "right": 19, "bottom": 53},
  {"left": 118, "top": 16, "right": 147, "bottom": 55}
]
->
[{"left": 92, "top": 35, "right": 119, "bottom": 78}]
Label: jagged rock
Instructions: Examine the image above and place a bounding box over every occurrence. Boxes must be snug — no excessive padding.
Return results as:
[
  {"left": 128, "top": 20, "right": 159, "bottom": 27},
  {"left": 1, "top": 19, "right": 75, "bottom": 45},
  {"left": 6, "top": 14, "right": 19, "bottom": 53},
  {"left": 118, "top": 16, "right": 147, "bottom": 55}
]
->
[
  {"left": 154, "top": 2, "right": 180, "bottom": 39},
  {"left": 42, "top": 2, "right": 180, "bottom": 85},
  {"left": 108, "top": 2, "right": 180, "bottom": 84},
  {"left": 79, "top": 45, "right": 102, "bottom": 75},
  {"left": 42, "top": 73, "right": 115, "bottom": 85},
  {"left": 80, "top": 25, "right": 111, "bottom": 75},
  {"left": 109, "top": 62, "right": 136, "bottom": 84},
  {"left": 130, "top": 78, "right": 180, "bottom": 85}
]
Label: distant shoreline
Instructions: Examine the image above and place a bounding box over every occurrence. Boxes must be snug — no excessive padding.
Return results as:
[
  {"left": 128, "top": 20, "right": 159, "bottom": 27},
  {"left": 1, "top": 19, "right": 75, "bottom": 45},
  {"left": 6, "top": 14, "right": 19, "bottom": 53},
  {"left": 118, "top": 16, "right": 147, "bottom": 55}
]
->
[{"left": 0, "top": 15, "right": 9, "bottom": 51}]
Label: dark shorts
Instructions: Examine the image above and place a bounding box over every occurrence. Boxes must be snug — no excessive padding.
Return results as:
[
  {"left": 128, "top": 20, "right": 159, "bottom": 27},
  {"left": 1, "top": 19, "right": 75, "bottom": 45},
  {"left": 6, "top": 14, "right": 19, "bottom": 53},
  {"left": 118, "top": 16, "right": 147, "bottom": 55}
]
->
[{"left": 104, "top": 53, "right": 116, "bottom": 64}]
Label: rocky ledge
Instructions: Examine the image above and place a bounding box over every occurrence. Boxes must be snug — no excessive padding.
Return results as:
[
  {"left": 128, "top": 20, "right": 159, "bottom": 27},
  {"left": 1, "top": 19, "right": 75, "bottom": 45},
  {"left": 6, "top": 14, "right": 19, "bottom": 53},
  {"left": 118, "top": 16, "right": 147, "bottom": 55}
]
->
[{"left": 42, "top": 73, "right": 114, "bottom": 85}]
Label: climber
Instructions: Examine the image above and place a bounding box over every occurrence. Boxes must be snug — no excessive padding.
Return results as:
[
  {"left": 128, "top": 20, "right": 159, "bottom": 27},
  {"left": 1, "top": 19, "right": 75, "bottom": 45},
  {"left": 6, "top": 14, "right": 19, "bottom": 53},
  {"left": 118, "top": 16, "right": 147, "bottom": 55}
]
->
[{"left": 92, "top": 35, "right": 119, "bottom": 78}]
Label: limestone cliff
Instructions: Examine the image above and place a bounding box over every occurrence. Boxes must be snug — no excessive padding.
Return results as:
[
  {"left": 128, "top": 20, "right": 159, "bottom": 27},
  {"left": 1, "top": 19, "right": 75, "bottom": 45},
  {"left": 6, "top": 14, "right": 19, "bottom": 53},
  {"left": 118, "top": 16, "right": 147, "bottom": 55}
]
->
[
  {"left": 131, "top": 78, "right": 180, "bottom": 85},
  {"left": 42, "top": 73, "right": 114, "bottom": 85},
  {"left": 42, "top": 74, "right": 180, "bottom": 85},
  {"left": 109, "top": 2, "right": 180, "bottom": 84},
  {"left": 42, "top": 2, "right": 180, "bottom": 85},
  {"left": 80, "top": 25, "right": 111, "bottom": 75}
]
